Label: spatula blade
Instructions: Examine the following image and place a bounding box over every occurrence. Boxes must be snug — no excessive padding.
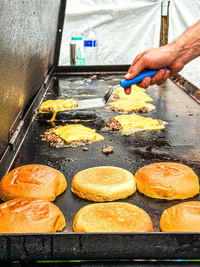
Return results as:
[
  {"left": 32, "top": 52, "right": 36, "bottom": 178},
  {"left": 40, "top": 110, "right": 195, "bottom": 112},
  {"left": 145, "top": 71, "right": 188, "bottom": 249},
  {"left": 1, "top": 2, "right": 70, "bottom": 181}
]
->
[
  {"left": 74, "top": 98, "right": 106, "bottom": 110},
  {"left": 104, "top": 85, "right": 120, "bottom": 104}
]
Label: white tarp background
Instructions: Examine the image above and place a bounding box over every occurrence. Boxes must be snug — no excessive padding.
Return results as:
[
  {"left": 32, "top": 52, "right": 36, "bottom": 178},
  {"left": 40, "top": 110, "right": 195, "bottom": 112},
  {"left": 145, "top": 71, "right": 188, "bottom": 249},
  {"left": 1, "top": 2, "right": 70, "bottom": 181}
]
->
[
  {"left": 168, "top": 0, "right": 200, "bottom": 87},
  {"left": 59, "top": 0, "right": 200, "bottom": 88},
  {"left": 59, "top": 0, "right": 161, "bottom": 65}
]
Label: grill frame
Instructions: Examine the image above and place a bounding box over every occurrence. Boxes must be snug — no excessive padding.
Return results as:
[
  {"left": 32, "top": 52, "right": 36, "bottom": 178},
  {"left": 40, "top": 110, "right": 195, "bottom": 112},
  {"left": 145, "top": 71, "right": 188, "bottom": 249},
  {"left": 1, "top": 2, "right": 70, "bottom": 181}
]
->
[{"left": 0, "top": 69, "right": 199, "bottom": 261}]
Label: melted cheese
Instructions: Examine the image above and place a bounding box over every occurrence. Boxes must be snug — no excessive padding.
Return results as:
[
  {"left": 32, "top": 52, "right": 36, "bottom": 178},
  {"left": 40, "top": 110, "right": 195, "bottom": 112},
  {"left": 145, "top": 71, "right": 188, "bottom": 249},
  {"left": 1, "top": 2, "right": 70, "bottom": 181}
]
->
[
  {"left": 38, "top": 99, "right": 78, "bottom": 113},
  {"left": 114, "top": 114, "right": 165, "bottom": 134},
  {"left": 49, "top": 111, "right": 58, "bottom": 122},
  {"left": 108, "top": 100, "right": 155, "bottom": 113},
  {"left": 52, "top": 124, "right": 104, "bottom": 143},
  {"left": 114, "top": 85, "right": 153, "bottom": 102}
]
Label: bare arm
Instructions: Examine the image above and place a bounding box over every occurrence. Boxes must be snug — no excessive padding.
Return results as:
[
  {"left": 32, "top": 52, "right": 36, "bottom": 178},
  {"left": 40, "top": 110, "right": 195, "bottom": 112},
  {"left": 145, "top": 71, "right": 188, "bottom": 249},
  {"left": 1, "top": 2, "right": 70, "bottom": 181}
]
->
[{"left": 125, "top": 20, "right": 200, "bottom": 90}]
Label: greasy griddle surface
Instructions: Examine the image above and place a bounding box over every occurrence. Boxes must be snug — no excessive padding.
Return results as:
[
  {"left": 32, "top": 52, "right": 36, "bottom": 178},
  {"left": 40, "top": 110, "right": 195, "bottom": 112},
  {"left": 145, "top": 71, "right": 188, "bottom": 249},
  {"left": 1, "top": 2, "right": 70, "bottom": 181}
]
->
[{"left": 8, "top": 75, "right": 200, "bottom": 232}]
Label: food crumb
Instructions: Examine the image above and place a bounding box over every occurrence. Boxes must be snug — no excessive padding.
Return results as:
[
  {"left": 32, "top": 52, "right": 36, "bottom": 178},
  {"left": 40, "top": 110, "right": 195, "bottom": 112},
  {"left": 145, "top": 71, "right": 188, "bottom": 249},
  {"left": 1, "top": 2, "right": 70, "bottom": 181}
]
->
[
  {"left": 91, "top": 75, "right": 97, "bottom": 80},
  {"left": 83, "top": 147, "right": 88, "bottom": 151},
  {"left": 86, "top": 78, "right": 92, "bottom": 83},
  {"left": 102, "top": 146, "right": 114, "bottom": 154}
]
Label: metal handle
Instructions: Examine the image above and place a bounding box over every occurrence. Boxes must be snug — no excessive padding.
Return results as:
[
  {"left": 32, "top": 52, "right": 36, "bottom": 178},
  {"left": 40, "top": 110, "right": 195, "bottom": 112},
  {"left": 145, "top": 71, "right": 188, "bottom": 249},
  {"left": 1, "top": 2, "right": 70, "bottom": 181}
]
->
[{"left": 120, "top": 67, "right": 168, "bottom": 88}]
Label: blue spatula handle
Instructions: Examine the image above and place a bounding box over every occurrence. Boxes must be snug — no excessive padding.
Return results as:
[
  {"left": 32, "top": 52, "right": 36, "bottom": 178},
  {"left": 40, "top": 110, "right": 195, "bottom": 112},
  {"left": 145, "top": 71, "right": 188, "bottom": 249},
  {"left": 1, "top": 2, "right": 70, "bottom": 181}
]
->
[{"left": 120, "top": 67, "right": 168, "bottom": 88}]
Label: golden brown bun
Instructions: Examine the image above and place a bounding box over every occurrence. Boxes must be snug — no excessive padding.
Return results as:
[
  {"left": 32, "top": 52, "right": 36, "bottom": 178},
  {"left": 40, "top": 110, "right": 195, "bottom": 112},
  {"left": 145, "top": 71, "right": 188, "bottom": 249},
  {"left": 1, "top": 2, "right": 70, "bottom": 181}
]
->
[
  {"left": 160, "top": 201, "right": 200, "bottom": 232},
  {"left": 135, "top": 162, "right": 199, "bottom": 200},
  {"left": 0, "top": 164, "right": 67, "bottom": 201},
  {"left": 73, "top": 202, "right": 153, "bottom": 232},
  {"left": 0, "top": 197, "right": 66, "bottom": 233},
  {"left": 71, "top": 166, "right": 136, "bottom": 202}
]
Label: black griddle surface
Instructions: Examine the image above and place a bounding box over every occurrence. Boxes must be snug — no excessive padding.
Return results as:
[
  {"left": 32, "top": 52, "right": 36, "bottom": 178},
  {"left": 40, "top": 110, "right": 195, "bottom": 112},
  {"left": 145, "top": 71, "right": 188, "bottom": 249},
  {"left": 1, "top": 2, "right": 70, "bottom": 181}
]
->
[{"left": 9, "top": 75, "right": 200, "bottom": 232}]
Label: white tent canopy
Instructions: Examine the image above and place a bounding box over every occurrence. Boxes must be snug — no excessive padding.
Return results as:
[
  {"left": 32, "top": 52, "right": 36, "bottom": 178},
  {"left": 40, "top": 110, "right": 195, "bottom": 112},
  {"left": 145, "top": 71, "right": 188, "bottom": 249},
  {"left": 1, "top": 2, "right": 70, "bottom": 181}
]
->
[
  {"left": 59, "top": 0, "right": 161, "bottom": 65},
  {"left": 59, "top": 0, "right": 200, "bottom": 87}
]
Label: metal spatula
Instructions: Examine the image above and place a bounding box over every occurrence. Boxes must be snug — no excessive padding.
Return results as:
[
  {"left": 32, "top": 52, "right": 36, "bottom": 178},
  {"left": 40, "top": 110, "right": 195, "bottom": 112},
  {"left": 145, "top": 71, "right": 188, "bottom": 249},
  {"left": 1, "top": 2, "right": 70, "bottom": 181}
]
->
[{"left": 74, "top": 67, "right": 168, "bottom": 110}]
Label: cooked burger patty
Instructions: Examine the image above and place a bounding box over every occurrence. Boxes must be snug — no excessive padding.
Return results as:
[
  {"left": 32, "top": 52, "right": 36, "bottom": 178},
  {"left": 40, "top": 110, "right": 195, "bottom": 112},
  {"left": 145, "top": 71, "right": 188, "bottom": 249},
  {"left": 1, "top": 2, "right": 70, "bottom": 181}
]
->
[
  {"left": 107, "top": 115, "right": 165, "bottom": 135},
  {"left": 42, "top": 124, "right": 104, "bottom": 147},
  {"left": 107, "top": 118, "right": 122, "bottom": 131},
  {"left": 42, "top": 129, "right": 89, "bottom": 147}
]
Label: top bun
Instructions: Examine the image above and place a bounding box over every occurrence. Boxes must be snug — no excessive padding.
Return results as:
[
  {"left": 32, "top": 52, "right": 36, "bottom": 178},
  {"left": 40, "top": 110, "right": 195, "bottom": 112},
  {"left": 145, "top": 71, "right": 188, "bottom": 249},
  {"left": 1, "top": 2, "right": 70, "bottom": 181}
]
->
[
  {"left": 0, "top": 164, "right": 67, "bottom": 201},
  {"left": 71, "top": 166, "right": 136, "bottom": 202},
  {"left": 73, "top": 202, "right": 153, "bottom": 232},
  {"left": 160, "top": 201, "right": 200, "bottom": 232},
  {"left": 0, "top": 197, "right": 66, "bottom": 233},
  {"left": 135, "top": 162, "right": 199, "bottom": 200}
]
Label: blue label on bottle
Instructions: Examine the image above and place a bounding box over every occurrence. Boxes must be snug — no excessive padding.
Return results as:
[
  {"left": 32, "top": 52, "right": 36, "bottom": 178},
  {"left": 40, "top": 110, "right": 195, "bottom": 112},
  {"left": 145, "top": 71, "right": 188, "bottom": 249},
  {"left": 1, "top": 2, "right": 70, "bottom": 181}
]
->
[{"left": 84, "top": 40, "right": 97, "bottom": 47}]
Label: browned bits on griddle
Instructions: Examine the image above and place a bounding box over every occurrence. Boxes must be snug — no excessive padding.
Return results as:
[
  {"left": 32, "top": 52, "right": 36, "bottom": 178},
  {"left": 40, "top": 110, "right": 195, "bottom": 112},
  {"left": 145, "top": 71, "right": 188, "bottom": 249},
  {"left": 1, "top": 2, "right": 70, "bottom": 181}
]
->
[
  {"left": 102, "top": 146, "right": 114, "bottom": 154},
  {"left": 83, "top": 147, "right": 88, "bottom": 151}
]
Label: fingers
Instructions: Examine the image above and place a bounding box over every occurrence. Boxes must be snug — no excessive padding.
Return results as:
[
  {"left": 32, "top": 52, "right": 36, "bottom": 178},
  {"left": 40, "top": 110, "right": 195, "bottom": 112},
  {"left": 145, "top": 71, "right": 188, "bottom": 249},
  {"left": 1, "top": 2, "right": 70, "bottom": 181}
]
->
[
  {"left": 151, "top": 69, "right": 171, "bottom": 85},
  {"left": 124, "top": 86, "right": 131, "bottom": 95},
  {"left": 151, "top": 69, "right": 165, "bottom": 85},
  {"left": 124, "top": 53, "right": 146, "bottom": 80},
  {"left": 164, "top": 69, "right": 171, "bottom": 80},
  {"left": 137, "top": 69, "right": 171, "bottom": 89},
  {"left": 137, "top": 76, "right": 151, "bottom": 89}
]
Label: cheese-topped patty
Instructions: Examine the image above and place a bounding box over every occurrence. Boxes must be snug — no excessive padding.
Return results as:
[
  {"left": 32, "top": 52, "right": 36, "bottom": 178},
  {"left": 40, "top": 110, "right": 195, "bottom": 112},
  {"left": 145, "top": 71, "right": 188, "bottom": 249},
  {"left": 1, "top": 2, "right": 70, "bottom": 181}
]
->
[
  {"left": 108, "top": 99, "right": 155, "bottom": 113},
  {"left": 43, "top": 124, "right": 104, "bottom": 147},
  {"left": 38, "top": 99, "right": 78, "bottom": 113},
  {"left": 109, "top": 114, "right": 166, "bottom": 135},
  {"left": 114, "top": 85, "right": 153, "bottom": 102}
]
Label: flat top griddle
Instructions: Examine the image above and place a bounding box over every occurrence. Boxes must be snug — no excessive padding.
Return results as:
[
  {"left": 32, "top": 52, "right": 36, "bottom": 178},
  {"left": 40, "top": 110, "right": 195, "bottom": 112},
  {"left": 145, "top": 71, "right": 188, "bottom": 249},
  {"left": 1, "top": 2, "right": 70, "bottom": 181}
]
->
[
  {"left": 1, "top": 74, "right": 200, "bottom": 261},
  {"left": 9, "top": 74, "right": 200, "bottom": 232}
]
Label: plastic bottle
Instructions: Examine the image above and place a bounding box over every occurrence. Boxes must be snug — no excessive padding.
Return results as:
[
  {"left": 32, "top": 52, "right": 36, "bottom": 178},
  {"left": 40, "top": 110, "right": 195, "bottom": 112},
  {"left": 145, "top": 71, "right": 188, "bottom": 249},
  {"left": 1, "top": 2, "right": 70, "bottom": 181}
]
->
[
  {"left": 70, "top": 36, "right": 85, "bottom": 66},
  {"left": 84, "top": 28, "right": 98, "bottom": 65}
]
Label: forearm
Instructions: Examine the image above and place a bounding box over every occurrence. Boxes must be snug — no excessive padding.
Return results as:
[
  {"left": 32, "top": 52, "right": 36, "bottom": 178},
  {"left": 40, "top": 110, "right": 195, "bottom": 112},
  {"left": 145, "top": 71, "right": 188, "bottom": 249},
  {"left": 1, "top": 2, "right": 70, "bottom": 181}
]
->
[{"left": 169, "top": 20, "right": 200, "bottom": 65}]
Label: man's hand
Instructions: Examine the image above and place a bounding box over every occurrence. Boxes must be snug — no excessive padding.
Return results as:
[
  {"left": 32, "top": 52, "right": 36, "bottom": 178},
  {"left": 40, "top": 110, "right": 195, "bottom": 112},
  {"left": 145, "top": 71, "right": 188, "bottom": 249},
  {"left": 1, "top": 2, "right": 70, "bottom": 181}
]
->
[
  {"left": 124, "top": 44, "right": 182, "bottom": 89},
  {"left": 124, "top": 20, "right": 200, "bottom": 91}
]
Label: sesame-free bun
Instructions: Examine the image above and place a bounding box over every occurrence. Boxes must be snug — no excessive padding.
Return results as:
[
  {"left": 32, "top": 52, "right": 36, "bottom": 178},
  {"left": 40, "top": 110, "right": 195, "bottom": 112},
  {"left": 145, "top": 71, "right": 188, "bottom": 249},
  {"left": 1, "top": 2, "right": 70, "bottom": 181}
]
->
[
  {"left": 0, "top": 164, "right": 67, "bottom": 201},
  {"left": 0, "top": 197, "right": 66, "bottom": 233},
  {"left": 73, "top": 202, "right": 153, "bottom": 232},
  {"left": 71, "top": 166, "right": 136, "bottom": 202},
  {"left": 160, "top": 201, "right": 200, "bottom": 232},
  {"left": 135, "top": 162, "right": 199, "bottom": 200}
]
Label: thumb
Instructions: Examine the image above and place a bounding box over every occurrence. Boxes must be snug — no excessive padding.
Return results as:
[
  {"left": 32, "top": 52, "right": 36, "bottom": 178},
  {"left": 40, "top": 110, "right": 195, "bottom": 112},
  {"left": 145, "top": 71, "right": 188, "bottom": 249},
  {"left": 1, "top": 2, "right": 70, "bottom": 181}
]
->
[{"left": 124, "top": 58, "right": 146, "bottom": 80}]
